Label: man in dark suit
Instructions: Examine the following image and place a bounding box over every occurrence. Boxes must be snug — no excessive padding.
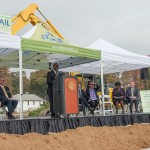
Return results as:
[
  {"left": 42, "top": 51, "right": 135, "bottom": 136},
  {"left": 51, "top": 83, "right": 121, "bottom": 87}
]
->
[
  {"left": 78, "top": 82, "right": 93, "bottom": 116},
  {"left": 47, "top": 63, "right": 59, "bottom": 118},
  {"left": 0, "top": 76, "right": 18, "bottom": 119},
  {"left": 84, "top": 81, "right": 99, "bottom": 115},
  {"left": 126, "top": 81, "right": 139, "bottom": 114}
]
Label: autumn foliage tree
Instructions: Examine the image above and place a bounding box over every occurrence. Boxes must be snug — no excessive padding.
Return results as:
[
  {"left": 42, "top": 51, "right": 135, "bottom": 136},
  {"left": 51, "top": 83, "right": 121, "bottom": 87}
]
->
[
  {"left": 9, "top": 71, "right": 30, "bottom": 94},
  {"left": 29, "top": 70, "right": 48, "bottom": 99},
  {"left": 0, "top": 67, "right": 11, "bottom": 89},
  {"left": 0, "top": 68, "right": 30, "bottom": 94},
  {"left": 105, "top": 69, "right": 150, "bottom": 90}
]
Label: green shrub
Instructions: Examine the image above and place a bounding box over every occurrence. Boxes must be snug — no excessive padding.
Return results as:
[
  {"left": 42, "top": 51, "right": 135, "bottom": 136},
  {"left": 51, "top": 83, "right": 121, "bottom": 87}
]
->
[{"left": 28, "top": 103, "right": 49, "bottom": 116}]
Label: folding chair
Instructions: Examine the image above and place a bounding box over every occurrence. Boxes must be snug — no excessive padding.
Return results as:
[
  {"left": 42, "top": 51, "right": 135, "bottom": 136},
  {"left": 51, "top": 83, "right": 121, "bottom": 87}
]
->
[
  {"left": 0, "top": 102, "right": 7, "bottom": 120},
  {"left": 99, "top": 95, "right": 114, "bottom": 115}
]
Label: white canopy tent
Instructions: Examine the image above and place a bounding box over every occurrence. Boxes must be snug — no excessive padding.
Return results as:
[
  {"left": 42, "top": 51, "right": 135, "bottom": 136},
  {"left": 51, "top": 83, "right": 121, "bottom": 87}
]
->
[
  {"left": 0, "top": 33, "right": 20, "bottom": 56},
  {"left": 0, "top": 24, "right": 101, "bottom": 118},
  {"left": 1, "top": 33, "right": 150, "bottom": 117},
  {"left": 0, "top": 33, "right": 24, "bottom": 118},
  {"left": 60, "top": 39, "right": 150, "bottom": 74},
  {"left": 60, "top": 39, "right": 150, "bottom": 115}
]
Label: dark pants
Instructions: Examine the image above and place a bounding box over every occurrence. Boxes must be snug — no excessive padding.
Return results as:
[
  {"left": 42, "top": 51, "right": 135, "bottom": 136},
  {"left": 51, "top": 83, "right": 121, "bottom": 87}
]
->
[
  {"left": 130, "top": 99, "right": 138, "bottom": 113},
  {"left": 48, "top": 94, "right": 54, "bottom": 116},
  {"left": 88, "top": 99, "right": 99, "bottom": 110},
  {"left": 11, "top": 100, "right": 18, "bottom": 112},
  {"left": 79, "top": 97, "right": 89, "bottom": 114},
  {"left": 1, "top": 98, "right": 18, "bottom": 114}
]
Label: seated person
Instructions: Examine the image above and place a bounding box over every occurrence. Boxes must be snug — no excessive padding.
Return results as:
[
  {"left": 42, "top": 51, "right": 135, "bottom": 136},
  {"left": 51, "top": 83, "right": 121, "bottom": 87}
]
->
[
  {"left": 126, "top": 81, "right": 139, "bottom": 114},
  {"left": 78, "top": 82, "right": 93, "bottom": 116},
  {"left": 0, "top": 76, "right": 18, "bottom": 119},
  {"left": 112, "top": 82, "right": 125, "bottom": 114},
  {"left": 84, "top": 81, "right": 99, "bottom": 115}
]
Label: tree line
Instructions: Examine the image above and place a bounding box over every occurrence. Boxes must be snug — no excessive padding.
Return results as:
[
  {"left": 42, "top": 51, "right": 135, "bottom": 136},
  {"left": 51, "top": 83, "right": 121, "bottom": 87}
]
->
[
  {"left": 0, "top": 67, "right": 48, "bottom": 100},
  {"left": 0, "top": 67, "right": 150, "bottom": 100}
]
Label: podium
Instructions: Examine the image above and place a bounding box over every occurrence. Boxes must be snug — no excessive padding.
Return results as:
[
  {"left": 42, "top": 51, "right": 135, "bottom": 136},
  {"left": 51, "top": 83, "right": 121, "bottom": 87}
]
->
[{"left": 53, "top": 74, "right": 78, "bottom": 115}]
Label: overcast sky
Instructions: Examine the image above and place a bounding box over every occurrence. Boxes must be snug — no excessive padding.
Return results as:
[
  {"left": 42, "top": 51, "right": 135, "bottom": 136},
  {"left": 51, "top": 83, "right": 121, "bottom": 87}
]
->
[{"left": 1, "top": 0, "right": 150, "bottom": 55}]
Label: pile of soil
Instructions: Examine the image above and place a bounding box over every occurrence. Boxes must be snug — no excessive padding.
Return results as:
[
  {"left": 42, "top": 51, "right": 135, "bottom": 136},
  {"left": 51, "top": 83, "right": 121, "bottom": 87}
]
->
[{"left": 0, "top": 124, "right": 150, "bottom": 150}]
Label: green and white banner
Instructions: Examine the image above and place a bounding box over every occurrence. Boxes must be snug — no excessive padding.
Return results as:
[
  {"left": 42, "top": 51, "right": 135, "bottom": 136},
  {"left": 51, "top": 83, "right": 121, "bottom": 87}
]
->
[
  {"left": 22, "top": 24, "right": 101, "bottom": 59},
  {"left": 0, "top": 15, "right": 11, "bottom": 34},
  {"left": 22, "top": 38, "right": 101, "bottom": 59},
  {"left": 20, "top": 23, "right": 101, "bottom": 69},
  {"left": 140, "top": 90, "right": 150, "bottom": 113}
]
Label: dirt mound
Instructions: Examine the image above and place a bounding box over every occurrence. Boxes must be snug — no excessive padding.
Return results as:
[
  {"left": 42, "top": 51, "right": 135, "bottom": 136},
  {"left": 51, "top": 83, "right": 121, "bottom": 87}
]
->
[{"left": 0, "top": 124, "right": 150, "bottom": 150}]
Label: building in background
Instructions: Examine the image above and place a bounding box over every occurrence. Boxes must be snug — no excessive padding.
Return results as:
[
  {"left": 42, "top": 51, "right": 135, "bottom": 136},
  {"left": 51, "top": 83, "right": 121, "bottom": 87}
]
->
[{"left": 13, "top": 93, "right": 46, "bottom": 112}]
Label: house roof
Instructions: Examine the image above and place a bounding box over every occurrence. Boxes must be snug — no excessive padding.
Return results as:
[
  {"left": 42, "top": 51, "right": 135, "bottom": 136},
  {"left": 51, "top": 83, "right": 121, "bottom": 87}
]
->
[{"left": 13, "top": 94, "right": 46, "bottom": 101}]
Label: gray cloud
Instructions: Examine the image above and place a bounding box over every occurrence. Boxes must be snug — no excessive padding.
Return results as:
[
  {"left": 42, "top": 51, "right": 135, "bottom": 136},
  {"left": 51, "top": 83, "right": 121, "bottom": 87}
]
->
[{"left": 1, "top": 0, "right": 150, "bottom": 54}]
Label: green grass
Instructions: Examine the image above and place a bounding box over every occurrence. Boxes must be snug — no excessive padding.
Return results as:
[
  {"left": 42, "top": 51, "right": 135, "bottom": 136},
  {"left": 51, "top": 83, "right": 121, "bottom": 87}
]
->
[{"left": 28, "top": 103, "right": 49, "bottom": 116}]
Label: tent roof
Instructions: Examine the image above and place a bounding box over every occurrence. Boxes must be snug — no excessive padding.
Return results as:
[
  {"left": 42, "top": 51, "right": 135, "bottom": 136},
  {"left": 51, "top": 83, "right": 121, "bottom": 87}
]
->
[
  {"left": 60, "top": 39, "right": 150, "bottom": 74},
  {"left": 0, "top": 33, "right": 21, "bottom": 67},
  {"left": 0, "top": 24, "right": 101, "bottom": 69},
  {"left": 21, "top": 24, "right": 101, "bottom": 69},
  {"left": 13, "top": 94, "right": 46, "bottom": 101},
  {"left": 0, "top": 33, "right": 20, "bottom": 49}
]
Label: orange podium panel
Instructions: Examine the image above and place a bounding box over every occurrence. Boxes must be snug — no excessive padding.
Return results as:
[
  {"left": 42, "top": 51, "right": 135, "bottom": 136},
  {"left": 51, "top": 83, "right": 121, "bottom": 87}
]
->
[
  {"left": 64, "top": 78, "right": 78, "bottom": 114},
  {"left": 53, "top": 75, "right": 79, "bottom": 115}
]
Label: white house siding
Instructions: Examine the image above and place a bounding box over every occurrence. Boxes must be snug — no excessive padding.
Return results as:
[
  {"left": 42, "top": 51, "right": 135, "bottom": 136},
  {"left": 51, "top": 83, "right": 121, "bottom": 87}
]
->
[
  {"left": 13, "top": 94, "right": 45, "bottom": 113},
  {"left": 16, "top": 101, "right": 44, "bottom": 112}
]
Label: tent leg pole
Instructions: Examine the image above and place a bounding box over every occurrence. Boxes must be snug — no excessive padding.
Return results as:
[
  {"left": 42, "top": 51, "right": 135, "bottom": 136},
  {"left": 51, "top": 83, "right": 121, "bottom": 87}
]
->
[
  {"left": 19, "top": 48, "right": 23, "bottom": 119},
  {"left": 100, "top": 60, "right": 105, "bottom": 116},
  {"left": 82, "top": 73, "right": 83, "bottom": 89}
]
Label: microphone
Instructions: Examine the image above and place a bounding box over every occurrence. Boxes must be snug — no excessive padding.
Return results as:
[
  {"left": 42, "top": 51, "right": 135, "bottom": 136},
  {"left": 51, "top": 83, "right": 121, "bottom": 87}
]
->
[{"left": 57, "top": 71, "right": 64, "bottom": 76}]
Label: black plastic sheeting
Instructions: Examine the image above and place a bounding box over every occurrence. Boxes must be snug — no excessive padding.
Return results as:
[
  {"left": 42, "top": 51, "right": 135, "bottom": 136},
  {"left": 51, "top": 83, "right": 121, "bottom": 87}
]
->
[{"left": 0, "top": 113, "right": 150, "bottom": 135}]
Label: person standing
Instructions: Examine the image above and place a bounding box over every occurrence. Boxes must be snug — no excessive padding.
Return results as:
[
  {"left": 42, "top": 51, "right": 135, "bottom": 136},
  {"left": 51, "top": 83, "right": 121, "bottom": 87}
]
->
[
  {"left": 126, "top": 81, "right": 139, "bottom": 114},
  {"left": 47, "top": 63, "right": 59, "bottom": 118},
  {"left": 0, "top": 76, "right": 18, "bottom": 119}
]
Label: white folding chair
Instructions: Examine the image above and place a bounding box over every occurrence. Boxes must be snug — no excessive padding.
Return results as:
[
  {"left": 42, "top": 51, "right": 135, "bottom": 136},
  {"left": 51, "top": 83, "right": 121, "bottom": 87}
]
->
[
  {"left": 99, "top": 95, "right": 114, "bottom": 115},
  {"left": 0, "top": 102, "right": 7, "bottom": 120}
]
